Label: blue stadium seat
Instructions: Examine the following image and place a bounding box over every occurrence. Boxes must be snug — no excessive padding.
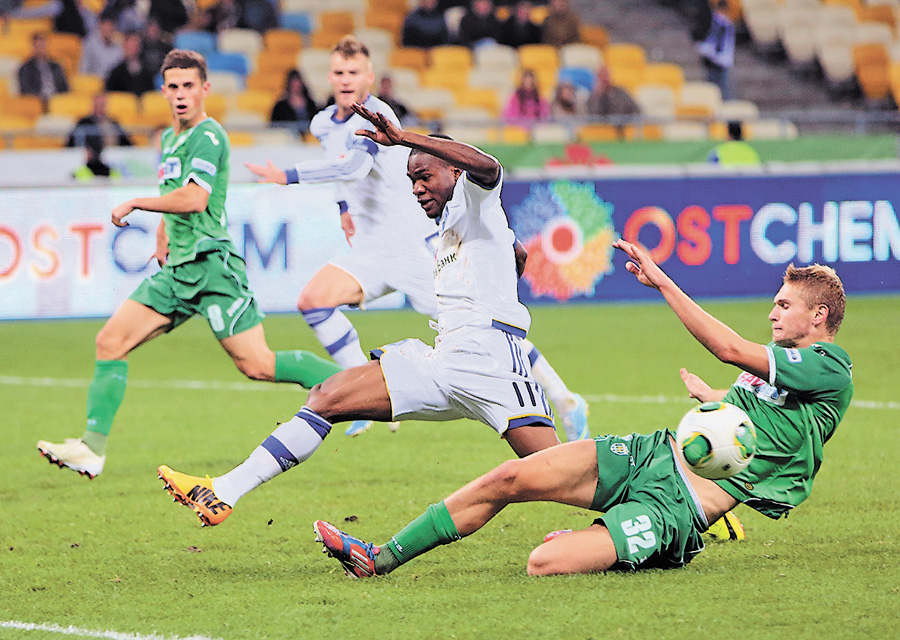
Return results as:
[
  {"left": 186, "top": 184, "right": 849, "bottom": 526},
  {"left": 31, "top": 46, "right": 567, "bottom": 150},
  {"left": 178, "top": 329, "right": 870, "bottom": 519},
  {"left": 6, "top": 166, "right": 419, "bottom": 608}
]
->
[
  {"left": 279, "top": 12, "right": 312, "bottom": 36},
  {"left": 206, "top": 52, "right": 249, "bottom": 77},
  {"left": 173, "top": 31, "right": 218, "bottom": 57},
  {"left": 558, "top": 67, "right": 596, "bottom": 92}
]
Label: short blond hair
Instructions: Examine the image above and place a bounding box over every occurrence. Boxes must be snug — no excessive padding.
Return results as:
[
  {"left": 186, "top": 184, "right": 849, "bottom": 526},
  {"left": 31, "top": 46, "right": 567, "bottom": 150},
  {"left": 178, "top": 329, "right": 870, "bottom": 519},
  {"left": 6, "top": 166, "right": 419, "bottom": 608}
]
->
[
  {"left": 784, "top": 263, "right": 846, "bottom": 335},
  {"left": 332, "top": 35, "right": 370, "bottom": 59}
]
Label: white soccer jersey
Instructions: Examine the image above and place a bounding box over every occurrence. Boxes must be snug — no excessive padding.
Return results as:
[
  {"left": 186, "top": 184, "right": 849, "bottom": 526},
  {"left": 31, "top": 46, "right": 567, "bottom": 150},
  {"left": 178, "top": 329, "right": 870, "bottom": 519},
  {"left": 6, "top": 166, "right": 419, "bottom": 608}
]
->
[
  {"left": 298, "top": 95, "right": 434, "bottom": 244},
  {"left": 433, "top": 169, "right": 531, "bottom": 337}
]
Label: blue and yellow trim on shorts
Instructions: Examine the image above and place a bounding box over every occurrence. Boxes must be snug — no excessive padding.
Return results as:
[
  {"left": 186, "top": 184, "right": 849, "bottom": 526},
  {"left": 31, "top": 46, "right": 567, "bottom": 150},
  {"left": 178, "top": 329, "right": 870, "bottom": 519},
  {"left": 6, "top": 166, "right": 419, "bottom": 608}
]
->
[{"left": 507, "top": 413, "right": 554, "bottom": 430}]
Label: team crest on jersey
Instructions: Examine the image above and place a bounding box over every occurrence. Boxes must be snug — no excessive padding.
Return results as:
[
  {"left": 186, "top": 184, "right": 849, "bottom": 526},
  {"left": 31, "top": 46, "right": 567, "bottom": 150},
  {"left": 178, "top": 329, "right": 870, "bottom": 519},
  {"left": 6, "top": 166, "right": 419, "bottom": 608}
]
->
[
  {"left": 159, "top": 157, "right": 181, "bottom": 182},
  {"left": 735, "top": 371, "right": 788, "bottom": 406},
  {"left": 610, "top": 442, "right": 629, "bottom": 456},
  {"left": 785, "top": 348, "right": 802, "bottom": 363}
]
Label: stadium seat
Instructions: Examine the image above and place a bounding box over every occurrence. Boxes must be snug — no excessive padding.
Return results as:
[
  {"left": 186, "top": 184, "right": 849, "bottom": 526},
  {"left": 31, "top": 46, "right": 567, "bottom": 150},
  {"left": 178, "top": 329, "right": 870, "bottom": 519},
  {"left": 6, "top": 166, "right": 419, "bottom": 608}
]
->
[
  {"left": 430, "top": 46, "right": 473, "bottom": 71},
  {"left": 818, "top": 43, "right": 856, "bottom": 87},
  {"left": 48, "top": 93, "right": 93, "bottom": 119},
  {"left": 677, "top": 81, "right": 723, "bottom": 120},
  {"left": 105, "top": 91, "right": 140, "bottom": 125},
  {"left": 634, "top": 84, "right": 676, "bottom": 119},
  {"left": 364, "top": 7, "right": 405, "bottom": 34},
  {"left": 254, "top": 129, "right": 300, "bottom": 145},
  {"left": 741, "top": 0, "right": 780, "bottom": 52},
  {"left": 356, "top": 27, "right": 395, "bottom": 54},
  {"left": 442, "top": 124, "right": 493, "bottom": 145},
  {"left": 718, "top": 99, "right": 760, "bottom": 122},
  {"left": 263, "top": 29, "right": 304, "bottom": 54},
  {"left": 218, "top": 29, "right": 263, "bottom": 69},
  {"left": 12, "top": 134, "right": 63, "bottom": 150},
  {"left": 3, "top": 95, "right": 43, "bottom": 123},
  {"left": 641, "top": 63, "right": 685, "bottom": 92},
  {"left": 246, "top": 70, "right": 284, "bottom": 93},
  {"left": 454, "top": 87, "right": 500, "bottom": 115},
  {"left": 141, "top": 93, "right": 174, "bottom": 128},
  {"left": 473, "top": 44, "right": 518, "bottom": 74},
  {"left": 403, "top": 87, "right": 455, "bottom": 121},
  {"left": 662, "top": 120, "right": 709, "bottom": 141},
  {"left": 421, "top": 67, "right": 469, "bottom": 92},
  {"left": 46, "top": 32, "right": 82, "bottom": 78},
  {"left": 444, "top": 105, "right": 493, "bottom": 126},
  {"left": 236, "top": 90, "right": 278, "bottom": 116},
  {"left": 33, "top": 113, "right": 75, "bottom": 135},
  {"left": 499, "top": 125, "right": 530, "bottom": 144},
  {"left": 605, "top": 43, "right": 647, "bottom": 92},
  {"left": 560, "top": 43, "right": 603, "bottom": 70},
  {"left": 557, "top": 67, "right": 595, "bottom": 92},
  {"left": 577, "top": 123, "right": 620, "bottom": 142},
  {"left": 204, "top": 94, "right": 228, "bottom": 121},
  {"left": 318, "top": 11, "right": 356, "bottom": 34},
  {"left": 69, "top": 74, "right": 104, "bottom": 96},
  {"left": 747, "top": 118, "right": 798, "bottom": 140},
  {"left": 208, "top": 70, "right": 243, "bottom": 94},
  {"left": 580, "top": 24, "right": 609, "bottom": 50},
  {"left": 279, "top": 12, "right": 314, "bottom": 36},
  {"left": 391, "top": 48, "right": 429, "bottom": 73},
  {"left": 174, "top": 31, "right": 218, "bottom": 57},
  {"left": 531, "top": 122, "right": 573, "bottom": 144},
  {"left": 256, "top": 50, "right": 298, "bottom": 77},
  {"left": 385, "top": 67, "right": 421, "bottom": 94},
  {"left": 518, "top": 44, "right": 559, "bottom": 73},
  {"left": 468, "top": 67, "right": 515, "bottom": 95},
  {"left": 225, "top": 110, "right": 267, "bottom": 129},
  {"left": 853, "top": 43, "right": 890, "bottom": 101},
  {"left": 781, "top": 23, "right": 817, "bottom": 67},
  {"left": 855, "top": 21, "right": 893, "bottom": 46},
  {"left": 206, "top": 52, "right": 249, "bottom": 78},
  {"left": 0, "top": 32, "right": 33, "bottom": 59}
]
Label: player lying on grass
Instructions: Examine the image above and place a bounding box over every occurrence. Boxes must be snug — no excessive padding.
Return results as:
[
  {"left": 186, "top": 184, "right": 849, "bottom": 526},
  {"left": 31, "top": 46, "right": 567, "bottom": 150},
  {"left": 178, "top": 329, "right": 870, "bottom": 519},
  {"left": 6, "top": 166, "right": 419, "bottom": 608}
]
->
[
  {"left": 37, "top": 50, "right": 341, "bottom": 480},
  {"left": 313, "top": 247, "right": 852, "bottom": 576},
  {"left": 157, "top": 106, "right": 573, "bottom": 526},
  {"left": 245, "top": 36, "right": 589, "bottom": 441}
]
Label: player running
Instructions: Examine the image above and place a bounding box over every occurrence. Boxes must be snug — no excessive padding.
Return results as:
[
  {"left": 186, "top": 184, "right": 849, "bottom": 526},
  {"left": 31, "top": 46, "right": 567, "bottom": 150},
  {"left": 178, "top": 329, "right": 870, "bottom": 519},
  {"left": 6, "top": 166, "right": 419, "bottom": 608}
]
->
[
  {"left": 157, "top": 104, "right": 572, "bottom": 526},
  {"left": 313, "top": 251, "right": 852, "bottom": 577},
  {"left": 37, "top": 50, "right": 340, "bottom": 480},
  {"left": 245, "top": 36, "right": 589, "bottom": 440}
]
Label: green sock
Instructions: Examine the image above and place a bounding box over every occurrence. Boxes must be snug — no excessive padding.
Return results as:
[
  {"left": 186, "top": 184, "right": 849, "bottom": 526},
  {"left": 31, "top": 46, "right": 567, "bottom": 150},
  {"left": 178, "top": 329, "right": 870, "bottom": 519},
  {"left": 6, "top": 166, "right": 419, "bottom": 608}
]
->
[
  {"left": 275, "top": 350, "right": 343, "bottom": 388},
  {"left": 82, "top": 360, "right": 128, "bottom": 456},
  {"left": 377, "top": 501, "right": 462, "bottom": 574}
]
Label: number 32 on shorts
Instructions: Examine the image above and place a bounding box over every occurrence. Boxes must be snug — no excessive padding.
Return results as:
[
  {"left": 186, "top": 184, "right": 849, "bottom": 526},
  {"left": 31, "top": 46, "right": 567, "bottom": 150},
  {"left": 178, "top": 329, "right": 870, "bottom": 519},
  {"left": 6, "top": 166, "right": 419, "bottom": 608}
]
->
[{"left": 622, "top": 514, "right": 657, "bottom": 554}]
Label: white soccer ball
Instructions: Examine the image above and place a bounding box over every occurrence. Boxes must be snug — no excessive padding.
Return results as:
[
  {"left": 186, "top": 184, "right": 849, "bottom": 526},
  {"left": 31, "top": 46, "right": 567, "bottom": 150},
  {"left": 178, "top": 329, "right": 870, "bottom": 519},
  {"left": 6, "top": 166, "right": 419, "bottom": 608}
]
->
[{"left": 675, "top": 401, "right": 757, "bottom": 480}]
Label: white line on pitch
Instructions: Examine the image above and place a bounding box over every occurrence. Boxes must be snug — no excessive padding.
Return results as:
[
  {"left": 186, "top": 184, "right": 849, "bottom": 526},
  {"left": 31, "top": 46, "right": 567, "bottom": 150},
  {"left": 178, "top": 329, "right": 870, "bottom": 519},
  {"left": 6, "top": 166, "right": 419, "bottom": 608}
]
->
[
  {"left": 0, "top": 375, "right": 897, "bottom": 411},
  {"left": 0, "top": 620, "right": 221, "bottom": 640}
]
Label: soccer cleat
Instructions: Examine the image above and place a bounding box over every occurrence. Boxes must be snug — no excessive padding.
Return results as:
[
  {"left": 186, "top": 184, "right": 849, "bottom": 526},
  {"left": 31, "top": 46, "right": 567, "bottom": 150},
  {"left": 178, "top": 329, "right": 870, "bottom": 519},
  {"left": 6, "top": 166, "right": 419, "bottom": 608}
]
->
[
  {"left": 157, "top": 465, "right": 232, "bottom": 527},
  {"left": 344, "top": 420, "right": 373, "bottom": 437},
  {"left": 387, "top": 421, "right": 401, "bottom": 433},
  {"left": 313, "top": 520, "right": 379, "bottom": 578},
  {"left": 37, "top": 438, "right": 105, "bottom": 479},
  {"left": 543, "top": 529, "right": 573, "bottom": 543},
  {"left": 705, "top": 510, "right": 745, "bottom": 541},
  {"left": 560, "top": 393, "right": 590, "bottom": 442}
]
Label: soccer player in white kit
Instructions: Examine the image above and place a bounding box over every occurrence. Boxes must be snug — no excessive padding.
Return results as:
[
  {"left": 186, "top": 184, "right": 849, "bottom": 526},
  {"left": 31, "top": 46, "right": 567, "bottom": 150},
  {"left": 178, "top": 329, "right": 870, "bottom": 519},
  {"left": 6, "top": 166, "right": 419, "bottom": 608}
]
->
[
  {"left": 246, "top": 36, "right": 589, "bottom": 440},
  {"left": 157, "top": 102, "right": 568, "bottom": 527}
]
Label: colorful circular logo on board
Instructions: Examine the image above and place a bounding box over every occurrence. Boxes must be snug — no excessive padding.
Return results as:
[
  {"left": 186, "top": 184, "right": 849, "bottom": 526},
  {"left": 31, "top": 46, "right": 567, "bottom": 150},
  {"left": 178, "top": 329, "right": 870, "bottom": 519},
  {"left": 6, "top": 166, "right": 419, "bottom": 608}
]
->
[{"left": 510, "top": 180, "right": 615, "bottom": 301}]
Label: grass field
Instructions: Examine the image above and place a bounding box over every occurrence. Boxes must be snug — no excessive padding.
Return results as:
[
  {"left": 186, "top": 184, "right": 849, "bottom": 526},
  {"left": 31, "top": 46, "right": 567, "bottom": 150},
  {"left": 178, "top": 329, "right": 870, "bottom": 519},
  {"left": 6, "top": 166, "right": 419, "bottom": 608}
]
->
[{"left": 1, "top": 298, "right": 898, "bottom": 640}]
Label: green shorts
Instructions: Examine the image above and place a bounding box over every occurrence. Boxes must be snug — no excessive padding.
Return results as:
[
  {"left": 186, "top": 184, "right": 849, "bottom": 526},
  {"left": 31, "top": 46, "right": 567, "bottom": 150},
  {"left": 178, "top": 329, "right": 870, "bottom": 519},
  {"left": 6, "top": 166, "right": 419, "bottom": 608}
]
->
[
  {"left": 130, "top": 249, "right": 264, "bottom": 340},
  {"left": 590, "top": 430, "right": 707, "bottom": 571}
]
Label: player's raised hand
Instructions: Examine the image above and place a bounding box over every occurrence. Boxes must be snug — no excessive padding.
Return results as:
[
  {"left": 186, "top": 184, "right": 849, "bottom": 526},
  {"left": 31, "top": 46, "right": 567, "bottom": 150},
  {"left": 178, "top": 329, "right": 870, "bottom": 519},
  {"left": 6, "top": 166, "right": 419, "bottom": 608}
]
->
[
  {"left": 613, "top": 238, "right": 668, "bottom": 290},
  {"left": 351, "top": 102, "right": 403, "bottom": 146},
  {"left": 679, "top": 368, "right": 723, "bottom": 403},
  {"left": 111, "top": 200, "right": 136, "bottom": 227},
  {"left": 245, "top": 160, "right": 288, "bottom": 185}
]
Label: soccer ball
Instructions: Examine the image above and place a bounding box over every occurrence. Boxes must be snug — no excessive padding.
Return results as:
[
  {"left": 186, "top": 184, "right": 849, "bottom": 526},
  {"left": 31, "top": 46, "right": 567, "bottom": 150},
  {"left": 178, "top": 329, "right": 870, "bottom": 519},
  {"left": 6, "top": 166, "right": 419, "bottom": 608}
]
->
[{"left": 675, "top": 402, "right": 757, "bottom": 480}]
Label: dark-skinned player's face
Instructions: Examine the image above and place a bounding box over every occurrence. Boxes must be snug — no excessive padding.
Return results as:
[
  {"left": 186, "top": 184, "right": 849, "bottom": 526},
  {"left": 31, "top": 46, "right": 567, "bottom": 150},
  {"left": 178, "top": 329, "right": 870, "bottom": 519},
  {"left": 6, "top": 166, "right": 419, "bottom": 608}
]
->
[{"left": 407, "top": 153, "right": 461, "bottom": 219}]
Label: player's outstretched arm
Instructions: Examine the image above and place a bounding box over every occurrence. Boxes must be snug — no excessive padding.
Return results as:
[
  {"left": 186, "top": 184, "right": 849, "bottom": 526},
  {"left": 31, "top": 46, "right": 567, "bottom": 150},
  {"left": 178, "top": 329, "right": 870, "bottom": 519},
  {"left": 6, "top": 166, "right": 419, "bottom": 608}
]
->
[
  {"left": 245, "top": 159, "right": 288, "bottom": 185},
  {"left": 613, "top": 238, "right": 769, "bottom": 378},
  {"left": 112, "top": 182, "right": 210, "bottom": 227},
  {"left": 351, "top": 102, "right": 499, "bottom": 187},
  {"left": 680, "top": 368, "right": 727, "bottom": 402}
]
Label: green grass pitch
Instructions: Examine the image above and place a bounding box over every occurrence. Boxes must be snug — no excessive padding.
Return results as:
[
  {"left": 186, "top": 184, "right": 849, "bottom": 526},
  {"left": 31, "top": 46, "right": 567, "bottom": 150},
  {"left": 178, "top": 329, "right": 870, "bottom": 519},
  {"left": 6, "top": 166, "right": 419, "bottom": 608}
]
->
[{"left": 1, "top": 297, "right": 898, "bottom": 640}]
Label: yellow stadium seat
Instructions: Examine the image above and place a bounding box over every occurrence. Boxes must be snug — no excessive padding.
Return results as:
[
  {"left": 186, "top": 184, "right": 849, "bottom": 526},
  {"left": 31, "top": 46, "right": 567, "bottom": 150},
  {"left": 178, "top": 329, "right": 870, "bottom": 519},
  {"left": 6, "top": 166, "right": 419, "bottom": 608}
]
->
[
  {"left": 499, "top": 125, "right": 530, "bottom": 144},
  {"left": 365, "top": 8, "right": 404, "bottom": 35},
  {"left": 263, "top": 29, "right": 304, "bottom": 54},
  {"left": 0, "top": 32, "right": 33, "bottom": 58},
  {"left": 430, "top": 45, "right": 473, "bottom": 71},
  {"left": 205, "top": 94, "right": 228, "bottom": 121},
  {"left": 141, "top": 93, "right": 174, "bottom": 128},
  {"left": 256, "top": 50, "right": 297, "bottom": 76},
  {"left": 854, "top": 43, "right": 890, "bottom": 100},
  {"left": 228, "top": 131, "right": 256, "bottom": 146},
  {"left": 311, "top": 30, "right": 348, "bottom": 50},
  {"left": 12, "top": 134, "right": 63, "bottom": 149},
  {"left": 246, "top": 71, "right": 284, "bottom": 94},
  {"left": 421, "top": 67, "right": 469, "bottom": 91},
  {"left": 517, "top": 44, "right": 559, "bottom": 73},
  {"left": 623, "top": 123, "right": 662, "bottom": 141},
  {"left": 236, "top": 90, "right": 277, "bottom": 115},
  {"left": 3, "top": 95, "right": 45, "bottom": 123},
  {"left": 319, "top": 11, "right": 355, "bottom": 34},
  {"left": 49, "top": 93, "right": 93, "bottom": 118},
  {"left": 0, "top": 115, "right": 37, "bottom": 132},
  {"left": 605, "top": 42, "right": 647, "bottom": 70},
  {"left": 642, "top": 63, "right": 684, "bottom": 93},
  {"left": 46, "top": 32, "right": 82, "bottom": 76},
  {"left": 577, "top": 123, "right": 620, "bottom": 142},
  {"left": 391, "top": 47, "right": 429, "bottom": 73},
  {"left": 70, "top": 74, "right": 104, "bottom": 96},
  {"left": 455, "top": 87, "right": 501, "bottom": 115},
  {"left": 5, "top": 17, "right": 52, "bottom": 36},
  {"left": 105, "top": 91, "right": 140, "bottom": 125},
  {"left": 581, "top": 24, "right": 610, "bottom": 50}
]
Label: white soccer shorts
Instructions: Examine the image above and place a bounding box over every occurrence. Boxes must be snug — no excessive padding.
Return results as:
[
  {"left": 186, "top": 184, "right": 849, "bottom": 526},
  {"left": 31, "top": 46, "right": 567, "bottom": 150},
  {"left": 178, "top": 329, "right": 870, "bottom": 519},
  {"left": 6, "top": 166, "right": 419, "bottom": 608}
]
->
[{"left": 377, "top": 326, "right": 555, "bottom": 434}]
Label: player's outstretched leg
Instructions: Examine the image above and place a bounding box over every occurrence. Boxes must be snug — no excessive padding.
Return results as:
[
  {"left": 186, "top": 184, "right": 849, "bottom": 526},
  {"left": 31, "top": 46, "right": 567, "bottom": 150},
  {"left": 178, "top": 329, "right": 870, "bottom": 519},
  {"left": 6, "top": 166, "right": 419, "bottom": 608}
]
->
[
  {"left": 158, "top": 465, "right": 233, "bottom": 527},
  {"left": 314, "top": 520, "right": 380, "bottom": 578},
  {"left": 37, "top": 438, "right": 105, "bottom": 479},
  {"left": 521, "top": 339, "right": 589, "bottom": 442}
]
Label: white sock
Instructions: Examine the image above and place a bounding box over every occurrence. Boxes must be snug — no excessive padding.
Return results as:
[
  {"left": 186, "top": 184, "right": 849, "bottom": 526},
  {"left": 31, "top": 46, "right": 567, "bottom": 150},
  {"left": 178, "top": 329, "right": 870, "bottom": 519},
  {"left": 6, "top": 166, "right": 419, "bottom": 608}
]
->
[
  {"left": 302, "top": 307, "right": 367, "bottom": 367},
  {"left": 213, "top": 408, "right": 333, "bottom": 505},
  {"left": 522, "top": 338, "right": 577, "bottom": 413}
]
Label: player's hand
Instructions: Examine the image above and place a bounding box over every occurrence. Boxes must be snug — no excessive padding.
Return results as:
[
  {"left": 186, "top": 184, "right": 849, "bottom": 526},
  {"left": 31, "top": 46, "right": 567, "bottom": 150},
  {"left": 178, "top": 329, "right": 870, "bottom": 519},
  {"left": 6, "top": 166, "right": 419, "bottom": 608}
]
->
[
  {"left": 340, "top": 211, "right": 355, "bottom": 246},
  {"left": 613, "top": 238, "right": 667, "bottom": 290},
  {"left": 680, "top": 368, "right": 713, "bottom": 401},
  {"left": 514, "top": 239, "right": 527, "bottom": 278},
  {"left": 245, "top": 160, "right": 287, "bottom": 185},
  {"left": 149, "top": 247, "right": 169, "bottom": 267},
  {"left": 351, "top": 102, "right": 404, "bottom": 146},
  {"left": 111, "top": 201, "right": 136, "bottom": 227}
]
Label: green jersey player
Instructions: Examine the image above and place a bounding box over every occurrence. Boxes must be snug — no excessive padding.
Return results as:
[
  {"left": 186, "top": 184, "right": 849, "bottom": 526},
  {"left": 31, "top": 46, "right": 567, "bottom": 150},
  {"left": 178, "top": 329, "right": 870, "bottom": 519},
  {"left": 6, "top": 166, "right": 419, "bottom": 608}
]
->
[
  {"left": 311, "top": 241, "right": 852, "bottom": 578},
  {"left": 37, "top": 49, "right": 340, "bottom": 480}
]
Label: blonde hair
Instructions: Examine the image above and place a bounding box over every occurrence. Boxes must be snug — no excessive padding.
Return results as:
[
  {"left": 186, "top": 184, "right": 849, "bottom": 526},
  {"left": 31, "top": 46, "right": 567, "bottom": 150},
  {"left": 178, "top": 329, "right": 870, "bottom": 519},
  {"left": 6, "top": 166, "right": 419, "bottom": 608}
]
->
[
  {"left": 332, "top": 35, "right": 370, "bottom": 59},
  {"left": 783, "top": 263, "right": 846, "bottom": 335}
]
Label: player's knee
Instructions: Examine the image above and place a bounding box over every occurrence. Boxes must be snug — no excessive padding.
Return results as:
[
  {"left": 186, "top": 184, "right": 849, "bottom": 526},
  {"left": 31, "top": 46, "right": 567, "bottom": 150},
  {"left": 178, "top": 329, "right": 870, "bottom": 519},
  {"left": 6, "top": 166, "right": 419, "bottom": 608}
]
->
[
  {"left": 480, "top": 459, "right": 529, "bottom": 500},
  {"left": 95, "top": 326, "right": 126, "bottom": 360},
  {"left": 296, "top": 289, "right": 322, "bottom": 313},
  {"left": 526, "top": 544, "right": 557, "bottom": 576},
  {"left": 234, "top": 358, "right": 274, "bottom": 382}
]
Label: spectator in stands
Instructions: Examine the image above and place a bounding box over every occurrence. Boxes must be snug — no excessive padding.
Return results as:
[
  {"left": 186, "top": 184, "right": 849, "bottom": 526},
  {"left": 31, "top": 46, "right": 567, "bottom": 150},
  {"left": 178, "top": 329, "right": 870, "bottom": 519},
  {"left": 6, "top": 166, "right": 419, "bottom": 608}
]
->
[
  {"left": 270, "top": 69, "right": 319, "bottom": 135},
  {"left": 141, "top": 17, "right": 172, "bottom": 75},
  {"left": 54, "top": 0, "right": 95, "bottom": 37},
  {"left": 149, "top": 0, "right": 188, "bottom": 35},
  {"left": 201, "top": 0, "right": 276, "bottom": 34},
  {"left": 105, "top": 31, "right": 155, "bottom": 96},
  {"left": 401, "top": 0, "right": 450, "bottom": 49},
  {"left": 66, "top": 91, "right": 133, "bottom": 150},
  {"left": 586, "top": 65, "right": 639, "bottom": 118},
  {"left": 541, "top": 0, "right": 581, "bottom": 47},
  {"left": 550, "top": 79, "right": 587, "bottom": 118},
  {"left": 499, "top": 0, "right": 541, "bottom": 48},
  {"left": 72, "top": 138, "right": 120, "bottom": 180},
  {"left": 80, "top": 15, "right": 123, "bottom": 77},
  {"left": 457, "top": 0, "right": 501, "bottom": 49},
  {"left": 100, "top": 0, "right": 187, "bottom": 34},
  {"left": 708, "top": 121, "right": 760, "bottom": 166},
  {"left": 377, "top": 74, "right": 416, "bottom": 127},
  {"left": 502, "top": 68, "right": 549, "bottom": 126},
  {"left": 17, "top": 32, "right": 70, "bottom": 104},
  {"left": 696, "top": 0, "right": 735, "bottom": 100}
]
